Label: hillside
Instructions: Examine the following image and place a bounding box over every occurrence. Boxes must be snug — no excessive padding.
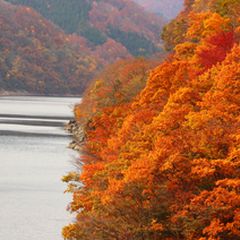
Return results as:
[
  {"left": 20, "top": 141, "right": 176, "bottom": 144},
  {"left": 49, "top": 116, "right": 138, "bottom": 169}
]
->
[
  {"left": 0, "top": 0, "right": 165, "bottom": 94},
  {"left": 0, "top": 0, "right": 98, "bottom": 95},
  {"left": 134, "top": 0, "right": 184, "bottom": 19},
  {"left": 63, "top": 0, "right": 240, "bottom": 239},
  {"left": 6, "top": 0, "right": 164, "bottom": 56}
]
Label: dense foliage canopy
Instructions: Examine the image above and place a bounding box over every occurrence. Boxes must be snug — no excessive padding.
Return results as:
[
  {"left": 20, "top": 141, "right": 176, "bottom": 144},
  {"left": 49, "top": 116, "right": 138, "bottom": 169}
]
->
[{"left": 63, "top": 0, "right": 240, "bottom": 239}]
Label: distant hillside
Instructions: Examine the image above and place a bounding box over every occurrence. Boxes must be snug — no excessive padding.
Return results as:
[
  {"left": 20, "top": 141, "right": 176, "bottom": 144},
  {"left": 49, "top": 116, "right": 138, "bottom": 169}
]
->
[
  {"left": 134, "top": 0, "right": 184, "bottom": 20},
  {"left": 0, "top": 0, "right": 97, "bottom": 95},
  {"left": 0, "top": 0, "right": 165, "bottom": 95},
  {"left": 6, "top": 0, "right": 164, "bottom": 56}
]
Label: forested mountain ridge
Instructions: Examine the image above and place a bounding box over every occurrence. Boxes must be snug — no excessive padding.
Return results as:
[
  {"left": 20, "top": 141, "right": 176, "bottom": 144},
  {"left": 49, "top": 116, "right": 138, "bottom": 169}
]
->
[
  {"left": 0, "top": 0, "right": 165, "bottom": 94},
  {"left": 63, "top": 0, "right": 240, "bottom": 239},
  {"left": 0, "top": 0, "right": 97, "bottom": 94},
  {"left": 6, "top": 0, "right": 164, "bottom": 56}
]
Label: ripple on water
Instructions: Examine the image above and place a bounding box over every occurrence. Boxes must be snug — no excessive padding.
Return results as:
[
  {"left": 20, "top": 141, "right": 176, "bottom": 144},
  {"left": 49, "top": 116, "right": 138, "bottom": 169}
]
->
[{"left": 0, "top": 96, "right": 80, "bottom": 240}]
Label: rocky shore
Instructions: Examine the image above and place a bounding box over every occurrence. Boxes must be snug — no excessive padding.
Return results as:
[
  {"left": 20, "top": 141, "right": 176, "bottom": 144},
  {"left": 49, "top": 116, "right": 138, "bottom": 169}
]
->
[{"left": 65, "top": 120, "right": 85, "bottom": 151}]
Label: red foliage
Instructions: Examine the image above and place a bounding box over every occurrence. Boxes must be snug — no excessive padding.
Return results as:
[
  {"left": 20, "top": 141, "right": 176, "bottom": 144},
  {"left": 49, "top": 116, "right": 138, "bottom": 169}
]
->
[{"left": 197, "top": 31, "right": 235, "bottom": 68}]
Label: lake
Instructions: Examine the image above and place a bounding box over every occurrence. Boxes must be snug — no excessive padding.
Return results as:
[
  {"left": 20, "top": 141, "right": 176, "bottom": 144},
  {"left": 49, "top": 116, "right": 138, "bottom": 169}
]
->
[{"left": 0, "top": 96, "right": 80, "bottom": 240}]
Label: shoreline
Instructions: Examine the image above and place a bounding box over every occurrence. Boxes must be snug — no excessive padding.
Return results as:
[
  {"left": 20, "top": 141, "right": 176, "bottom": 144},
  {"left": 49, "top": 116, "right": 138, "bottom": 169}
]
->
[{"left": 0, "top": 90, "right": 82, "bottom": 98}]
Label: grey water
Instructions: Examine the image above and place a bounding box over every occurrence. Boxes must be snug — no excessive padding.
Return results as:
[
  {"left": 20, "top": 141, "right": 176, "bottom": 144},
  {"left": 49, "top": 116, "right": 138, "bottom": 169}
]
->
[{"left": 0, "top": 96, "right": 80, "bottom": 240}]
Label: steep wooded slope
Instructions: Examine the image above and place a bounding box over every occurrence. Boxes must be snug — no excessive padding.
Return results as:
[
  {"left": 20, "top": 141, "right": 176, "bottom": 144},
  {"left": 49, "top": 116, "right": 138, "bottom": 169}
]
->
[
  {"left": 7, "top": 0, "right": 164, "bottom": 56},
  {"left": 63, "top": 0, "right": 240, "bottom": 239},
  {"left": 0, "top": 0, "right": 97, "bottom": 94}
]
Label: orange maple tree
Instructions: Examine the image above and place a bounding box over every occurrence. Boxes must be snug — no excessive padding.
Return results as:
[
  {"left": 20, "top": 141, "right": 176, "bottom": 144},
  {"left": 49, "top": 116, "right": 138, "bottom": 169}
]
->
[{"left": 63, "top": 0, "right": 240, "bottom": 239}]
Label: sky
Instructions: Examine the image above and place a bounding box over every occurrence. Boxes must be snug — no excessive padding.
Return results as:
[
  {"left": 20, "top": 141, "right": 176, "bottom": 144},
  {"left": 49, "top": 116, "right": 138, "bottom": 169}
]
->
[{"left": 133, "top": 0, "right": 184, "bottom": 20}]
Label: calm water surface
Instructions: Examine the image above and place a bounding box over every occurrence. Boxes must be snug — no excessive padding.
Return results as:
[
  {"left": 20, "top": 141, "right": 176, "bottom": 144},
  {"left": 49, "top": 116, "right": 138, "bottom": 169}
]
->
[{"left": 0, "top": 96, "right": 80, "bottom": 240}]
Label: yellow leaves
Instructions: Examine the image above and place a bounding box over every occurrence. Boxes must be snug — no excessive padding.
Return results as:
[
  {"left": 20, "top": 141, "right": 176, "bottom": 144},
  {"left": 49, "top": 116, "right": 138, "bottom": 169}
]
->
[
  {"left": 62, "top": 172, "right": 79, "bottom": 182},
  {"left": 101, "top": 178, "right": 124, "bottom": 204},
  {"left": 124, "top": 157, "right": 155, "bottom": 184},
  {"left": 185, "top": 110, "right": 210, "bottom": 130},
  {"left": 174, "top": 42, "right": 197, "bottom": 60},
  {"left": 93, "top": 79, "right": 103, "bottom": 91},
  {"left": 150, "top": 219, "right": 164, "bottom": 232},
  {"left": 62, "top": 172, "right": 80, "bottom": 183},
  {"left": 74, "top": 105, "right": 85, "bottom": 121},
  {"left": 80, "top": 162, "right": 105, "bottom": 186},
  {"left": 209, "top": 0, "right": 240, "bottom": 22},
  {"left": 203, "top": 13, "right": 231, "bottom": 37},
  {"left": 186, "top": 12, "right": 232, "bottom": 41},
  {"left": 186, "top": 12, "right": 212, "bottom": 40},
  {"left": 101, "top": 194, "right": 111, "bottom": 205},
  {"left": 62, "top": 224, "right": 78, "bottom": 240}
]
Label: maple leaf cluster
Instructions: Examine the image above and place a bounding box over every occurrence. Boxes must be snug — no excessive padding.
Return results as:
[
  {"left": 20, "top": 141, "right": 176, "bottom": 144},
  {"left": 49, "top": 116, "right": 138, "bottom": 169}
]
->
[{"left": 63, "top": 0, "right": 240, "bottom": 239}]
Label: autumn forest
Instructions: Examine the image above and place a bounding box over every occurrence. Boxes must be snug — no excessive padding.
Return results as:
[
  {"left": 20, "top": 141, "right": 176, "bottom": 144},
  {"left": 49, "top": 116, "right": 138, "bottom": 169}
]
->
[
  {"left": 1, "top": 0, "right": 240, "bottom": 239},
  {"left": 63, "top": 0, "right": 240, "bottom": 239},
  {"left": 0, "top": 0, "right": 165, "bottom": 94}
]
